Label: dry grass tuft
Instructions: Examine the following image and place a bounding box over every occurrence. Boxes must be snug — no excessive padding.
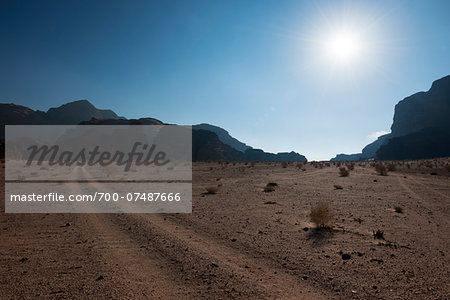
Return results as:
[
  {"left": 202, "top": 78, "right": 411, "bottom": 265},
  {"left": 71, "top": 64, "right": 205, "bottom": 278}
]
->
[
  {"left": 205, "top": 186, "right": 219, "bottom": 194},
  {"left": 339, "top": 167, "right": 349, "bottom": 177},
  {"left": 375, "top": 164, "right": 388, "bottom": 176},
  {"left": 264, "top": 186, "right": 275, "bottom": 192},
  {"left": 387, "top": 163, "right": 397, "bottom": 171},
  {"left": 310, "top": 202, "right": 334, "bottom": 228},
  {"left": 281, "top": 161, "right": 288, "bottom": 168}
]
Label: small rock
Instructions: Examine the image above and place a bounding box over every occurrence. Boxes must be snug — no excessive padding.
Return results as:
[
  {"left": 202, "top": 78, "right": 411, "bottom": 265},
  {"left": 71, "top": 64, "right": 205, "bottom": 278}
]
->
[
  {"left": 96, "top": 275, "right": 104, "bottom": 281},
  {"left": 342, "top": 253, "right": 351, "bottom": 260},
  {"left": 302, "top": 227, "right": 309, "bottom": 232}
]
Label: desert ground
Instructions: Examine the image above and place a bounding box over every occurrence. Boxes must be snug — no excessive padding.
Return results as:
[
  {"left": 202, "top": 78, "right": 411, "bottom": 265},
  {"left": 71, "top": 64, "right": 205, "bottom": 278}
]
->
[{"left": 1, "top": 159, "right": 449, "bottom": 299}]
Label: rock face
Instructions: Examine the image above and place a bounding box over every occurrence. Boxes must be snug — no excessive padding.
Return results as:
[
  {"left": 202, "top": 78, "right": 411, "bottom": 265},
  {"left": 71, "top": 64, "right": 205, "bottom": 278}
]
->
[
  {"left": 331, "top": 133, "right": 391, "bottom": 162},
  {"left": 361, "top": 134, "right": 390, "bottom": 158},
  {"left": 331, "top": 75, "right": 450, "bottom": 161},
  {"left": 377, "top": 75, "right": 450, "bottom": 160},
  {"left": 193, "top": 123, "right": 251, "bottom": 152},
  {"left": 377, "top": 127, "right": 450, "bottom": 160},
  {"left": 390, "top": 76, "right": 450, "bottom": 138}
]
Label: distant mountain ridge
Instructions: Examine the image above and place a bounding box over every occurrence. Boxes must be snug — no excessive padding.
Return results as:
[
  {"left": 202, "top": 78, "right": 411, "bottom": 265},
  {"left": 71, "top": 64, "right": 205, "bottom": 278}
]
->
[
  {"left": 46, "top": 100, "right": 120, "bottom": 124},
  {"left": 0, "top": 100, "right": 120, "bottom": 138},
  {"left": 331, "top": 133, "right": 390, "bottom": 161},
  {"left": 0, "top": 100, "right": 307, "bottom": 161}
]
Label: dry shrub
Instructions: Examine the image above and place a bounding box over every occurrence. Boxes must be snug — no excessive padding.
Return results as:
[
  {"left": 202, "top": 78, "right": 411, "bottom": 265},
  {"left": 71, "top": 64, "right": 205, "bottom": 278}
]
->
[
  {"left": 205, "top": 186, "right": 219, "bottom": 194},
  {"left": 296, "top": 162, "right": 303, "bottom": 169},
  {"left": 375, "top": 164, "right": 388, "bottom": 176},
  {"left": 387, "top": 163, "right": 396, "bottom": 171},
  {"left": 373, "top": 229, "right": 384, "bottom": 240},
  {"left": 310, "top": 202, "right": 334, "bottom": 228},
  {"left": 445, "top": 164, "right": 450, "bottom": 172},
  {"left": 266, "top": 182, "right": 278, "bottom": 187},
  {"left": 264, "top": 186, "right": 275, "bottom": 192},
  {"left": 281, "top": 161, "right": 288, "bottom": 168},
  {"left": 250, "top": 161, "right": 256, "bottom": 167},
  {"left": 339, "top": 167, "right": 349, "bottom": 177},
  {"left": 347, "top": 164, "right": 355, "bottom": 171}
]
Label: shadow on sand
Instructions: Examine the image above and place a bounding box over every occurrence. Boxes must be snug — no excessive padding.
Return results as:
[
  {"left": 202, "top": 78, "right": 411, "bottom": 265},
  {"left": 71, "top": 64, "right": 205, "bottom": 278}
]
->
[{"left": 306, "top": 227, "right": 335, "bottom": 246}]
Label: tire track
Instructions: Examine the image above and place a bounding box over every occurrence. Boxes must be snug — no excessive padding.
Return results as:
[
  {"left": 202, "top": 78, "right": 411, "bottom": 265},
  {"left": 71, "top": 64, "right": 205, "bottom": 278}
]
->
[
  {"left": 76, "top": 167, "right": 327, "bottom": 299},
  {"left": 403, "top": 174, "right": 450, "bottom": 200},
  {"left": 120, "top": 213, "right": 326, "bottom": 300}
]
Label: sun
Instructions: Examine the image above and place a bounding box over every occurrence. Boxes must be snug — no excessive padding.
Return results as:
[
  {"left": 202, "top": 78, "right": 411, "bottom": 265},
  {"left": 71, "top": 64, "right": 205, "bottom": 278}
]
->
[{"left": 325, "top": 31, "right": 361, "bottom": 64}]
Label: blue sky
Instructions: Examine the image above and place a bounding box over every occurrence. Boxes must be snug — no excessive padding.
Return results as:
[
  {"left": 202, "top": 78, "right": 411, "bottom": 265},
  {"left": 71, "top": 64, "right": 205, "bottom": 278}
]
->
[{"left": 1, "top": 0, "right": 449, "bottom": 160}]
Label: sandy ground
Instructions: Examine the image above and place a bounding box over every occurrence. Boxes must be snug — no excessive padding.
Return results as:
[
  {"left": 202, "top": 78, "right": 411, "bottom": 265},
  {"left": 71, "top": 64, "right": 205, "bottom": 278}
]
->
[{"left": 1, "top": 160, "right": 449, "bottom": 299}]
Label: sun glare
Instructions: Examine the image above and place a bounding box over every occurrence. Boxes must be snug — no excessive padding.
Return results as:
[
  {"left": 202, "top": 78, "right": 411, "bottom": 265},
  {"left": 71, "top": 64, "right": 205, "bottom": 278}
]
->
[{"left": 326, "top": 31, "right": 361, "bottom": 64}]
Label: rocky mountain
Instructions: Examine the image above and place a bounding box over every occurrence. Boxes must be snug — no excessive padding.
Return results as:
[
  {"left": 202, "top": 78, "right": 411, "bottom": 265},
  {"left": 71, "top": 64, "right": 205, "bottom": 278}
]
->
[
  {"left": 331, "top": 134, "right": 391, "bottom": 161},
  {"left": 377, "top": 127, "right": 450, "bottom": 160},
  {"left": 46, "top": 100, "right": 120, "bottom": 124},
  {"left": 193, "top": 123, "right": 251, "bottom": 152},
  {"left": 377, "top": 75, "right": 450, "bottom": 160},
  {"left": 192, "top": 130, "right": 306, "bottom": 162},
  {"left": 192, "top": 129, "right": 244, "bottom": 161},
  {"left": 330, "top": 153, "right": 363, "bottom": 162},
  {"left": 332, "top": 75, "right": 450, "bottom": 161},
  {"left": 362, "top": 134, "right": 390, "bottom": 158},
  {"left": 243, "top": 149, "right": 306, "bottom": 162},
  {"left": 0, "top": 103, "right": 47, "bottom": 127},
  {"left": 390, "top": 76, "right": 450, "bottom": 138},
  {"left": 0, "top": 100, "right": 120, "bottom": 138},
  {"left": 1, "top": 100, "right": 308, "bottom": 161}
]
